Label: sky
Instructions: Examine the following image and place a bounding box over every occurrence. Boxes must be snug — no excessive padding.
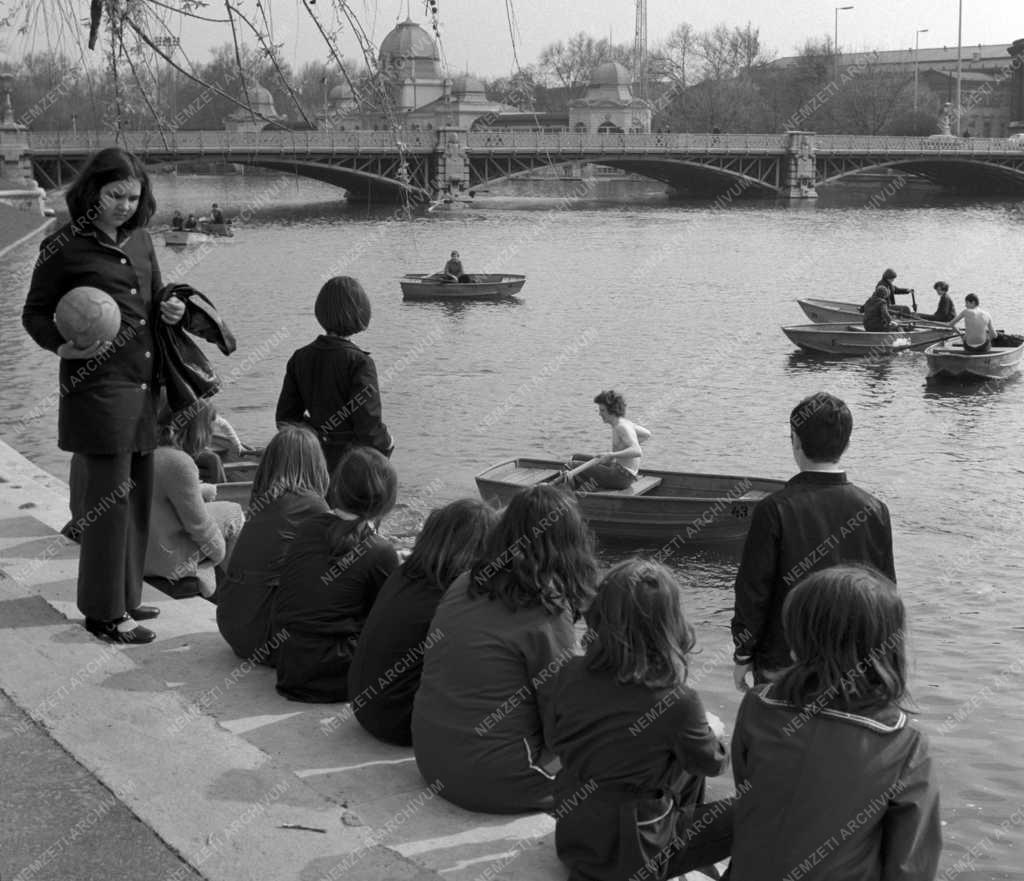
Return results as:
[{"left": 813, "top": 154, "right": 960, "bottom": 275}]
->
[{"left": 6, "top": 0, "right": 1024, "bottom": 78}]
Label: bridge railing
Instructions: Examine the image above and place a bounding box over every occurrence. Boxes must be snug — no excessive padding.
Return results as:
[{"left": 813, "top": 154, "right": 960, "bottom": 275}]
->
[
  {"left": 814, "top": 134, "right": 1024, "bottom": 154},
  {"left": 25, "top": 130, "right": 438, "bottom": 155},
  {"left": 465, "top": 131, "right": 787, "bottom": 153}
]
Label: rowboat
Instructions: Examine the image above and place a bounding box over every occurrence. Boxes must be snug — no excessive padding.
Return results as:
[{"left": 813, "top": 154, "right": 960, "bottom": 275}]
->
[
  {"left": 797, "top": 297, "right": 914, "bottom": 324},
  {"left": 474, "top": 457, "right": 786, "bottom": 545},
  {"left": 924, "top": 334, "right": 1024, "bottom": 380},
  {"left": 163, "top": 222, "right": 235, "bottom": 246},
  {"left": 782, "top": 322, "right": 957, "bottom": 356},
  {"left": 215, "top": 460, "right": 258, "bottom": 507},
  {"left": 400, "top": 273, "right": 526, "bottom": 301}
]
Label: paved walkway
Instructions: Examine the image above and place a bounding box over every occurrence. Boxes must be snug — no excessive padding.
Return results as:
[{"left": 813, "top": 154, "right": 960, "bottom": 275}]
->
[{"left": 0, "top": 440, "right": 739, "bottom": 881}]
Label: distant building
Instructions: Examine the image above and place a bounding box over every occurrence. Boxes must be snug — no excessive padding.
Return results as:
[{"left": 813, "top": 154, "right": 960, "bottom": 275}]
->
[
  {"left": 773, "top": 41, "right": 1023, "bottom": 137},
  {"left": 223, "top": 79, "right": 282, "bottom": 132},
  {"left": 567, "top": 62, "right": 652, "bottom": 133}
]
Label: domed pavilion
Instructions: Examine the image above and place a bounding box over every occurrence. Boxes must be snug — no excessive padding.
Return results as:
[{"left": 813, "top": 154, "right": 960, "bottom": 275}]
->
[
  {"left": 223, "top": 78, "right": 282, "bottom": 132},
  {"left": 568, "top": 62, "right": 651, "bottom": 134}
]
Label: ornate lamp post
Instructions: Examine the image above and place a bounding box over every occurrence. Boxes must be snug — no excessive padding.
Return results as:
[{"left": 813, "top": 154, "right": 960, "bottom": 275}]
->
[
  {"left": 834, "top": 6, "right": 854, "bottom": 81},
  {"left": 914, "top": 28, "right": 929, "bottom": 112}
]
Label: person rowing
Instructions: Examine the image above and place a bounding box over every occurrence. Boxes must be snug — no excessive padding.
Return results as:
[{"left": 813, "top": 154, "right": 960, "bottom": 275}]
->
[
  {"left": 862, "top": 285, "right": 913, "bottom": 332},
  {"left": 875, "top": 268, "right": 916, "bottom": 313},
  {"left": 564, "top": 390, "right": 651, "bottom": 491}
]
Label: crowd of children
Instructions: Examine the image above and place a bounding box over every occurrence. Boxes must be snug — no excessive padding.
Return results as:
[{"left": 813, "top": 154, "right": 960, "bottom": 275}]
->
[{"left": 22, "top": 146, "right": 942, "bottom": 880}]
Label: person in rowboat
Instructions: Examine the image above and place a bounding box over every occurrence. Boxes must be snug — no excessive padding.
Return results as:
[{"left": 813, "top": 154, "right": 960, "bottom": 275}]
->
[
  {"left": 442, "top": 250, "right": 469, "bottom": 283},
  {"left": 569, "top": 390, "right": 651, "bottom": 490},
  {"left": 183, "top": 213, "right": 198, "bottom": 230},
  {"left": 861, "top": 285, "right": 910, "bottom": 332},
  {"left": 875, "top": 268, "right": 914, "bottom": 313},
  {"left": 948, "top": 292, "right": 996, "bottom": 353},
  {"left": 914, "top": 281, "right": 956, "bottom": 323}
]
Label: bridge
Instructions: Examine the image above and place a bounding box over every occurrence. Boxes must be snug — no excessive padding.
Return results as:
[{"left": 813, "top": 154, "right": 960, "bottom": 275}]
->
[{"left": 24, "top": 129, "right": 1024, "bottom": 201}]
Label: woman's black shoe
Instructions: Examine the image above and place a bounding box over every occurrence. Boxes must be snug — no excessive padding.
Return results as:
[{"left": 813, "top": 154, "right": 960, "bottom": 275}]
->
[{"left": 84, "top": 616, "right": 156, "bottom": 645}]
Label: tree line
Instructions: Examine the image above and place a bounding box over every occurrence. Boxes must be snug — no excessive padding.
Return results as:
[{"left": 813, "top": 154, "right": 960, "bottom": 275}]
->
[{"left": 1, "top": 23, "right": 946, "bottom": 136}]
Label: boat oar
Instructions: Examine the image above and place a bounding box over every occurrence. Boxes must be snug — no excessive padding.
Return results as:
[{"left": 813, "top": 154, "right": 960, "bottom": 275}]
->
[
  {"left": 553, "top": 455, "right": 604, "bottom": 488},
  {"left": 909, "top": 288, "right": 917, "bottom": 312}
]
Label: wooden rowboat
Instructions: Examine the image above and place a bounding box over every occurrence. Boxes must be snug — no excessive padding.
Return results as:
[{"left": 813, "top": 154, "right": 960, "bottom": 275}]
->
[
  {"left": 924, "top": 335, "right": 1024, "bottom": 380},
  {"left": 474, "top": 457, "right": 786, "bottom": 545},
  {"left": 797, "top": 297, "right": 914, "bottom": 324},
  {"left": 164, "top": 221, "right": 235, "bottom": 247},
  {"left": 214, "top": 460, "right": 258, "bottom": 507},
  {"left": 400, "top": 273, "right": 526, "bottom": 301},
  {"left": 782, "top": 322, "right": 957, "bottom": 356}
]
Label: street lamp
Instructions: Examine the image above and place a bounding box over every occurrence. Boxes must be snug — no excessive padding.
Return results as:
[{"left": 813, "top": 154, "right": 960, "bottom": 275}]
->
[
  {"left": 914, "top": 28, "right": 929, "bottom": 112},
  {"left": 834, "top": 6, "right": 854, "bottom": 81}
]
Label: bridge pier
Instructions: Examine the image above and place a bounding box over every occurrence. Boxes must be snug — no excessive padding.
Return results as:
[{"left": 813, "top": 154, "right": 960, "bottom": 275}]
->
[
  {"left": 434, "top": 127, "right": 470, "bottom": 198},
  {"left": 783, "top": 131, "right": 818, "bottom": 199}
]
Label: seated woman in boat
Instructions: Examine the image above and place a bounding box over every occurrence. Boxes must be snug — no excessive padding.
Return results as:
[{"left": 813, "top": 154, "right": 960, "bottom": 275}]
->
[
  {"left": 569, "top": 390, "right": 651, "bottom": 491},
  {"left": 170, "top": 210, "right": 184, "bottom": 231},
  {"left": 862, "top": 286, "right": 905, "bottom": 332},
  {"left": 411, "top": 484, "right": 597, "bottom": 814},
  {"left": 949, "top": 293, "right": 996, "bottom": 353},
  {"left": 183, "top": 213, "right": 198, "bottom": 230},
  {"left": 348, "top": 498, "right": 497, "bottom": 746},
  {"left": 216, "top": 424, "right": 329, "bottom": 665},
  {"left": 442, "top": 250, "right": 469, "bottom": 283},
  {"left": 210, "top": 203, "right": 225, "bottom": 224},
  {"left": 915, "top": 281, "right": 956, "bottom": 323}
]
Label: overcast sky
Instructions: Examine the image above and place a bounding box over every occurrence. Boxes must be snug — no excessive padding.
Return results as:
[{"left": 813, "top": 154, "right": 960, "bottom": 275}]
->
[{"left": 8, "top": 1, "right": 1024, "bottom": 77}]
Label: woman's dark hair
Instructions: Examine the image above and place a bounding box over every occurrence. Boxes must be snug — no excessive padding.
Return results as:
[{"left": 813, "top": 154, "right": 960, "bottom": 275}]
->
[
  {"left": 158, "top": 398, "right": 214, "bottom": 457},
  {"left": 774, "top": 565, "right": 907, "bottom": 714},
  {"left": 882, "top": 268, "right": 897, "bottom": 281},
  {"left": 315, "top": 276, "right": 371, "bottom": 336},
  {"left": 933, "top": 281, "right": 949, "bottom": 293},
  {"left": 593, "top": 389, "right": 626, "bottom": 417},
  {"left": 468, "top": 484, "right": 596, "bottom": 619},
  {"left": 65, "top": 147, "right": 156, "bottom": 230},
  {"left": 404, "top": 498, "right": 498, "bottom": 592},
  {"left": 790, "top": 391, "right": 852, "bottom": 463},
  {"left": 584, "top": 559, "right": 695, "bottom": 690},
  {"left": 324, "top": 446, "right": 398, "bottom": 558},
  {"left": 251, "top": 424, "right": 329, "bottom": 506}
]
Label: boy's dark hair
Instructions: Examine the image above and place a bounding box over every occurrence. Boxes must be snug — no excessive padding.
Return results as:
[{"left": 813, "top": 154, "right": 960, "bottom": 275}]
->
[
  {"left": 468, "top": 483, "right": 596, "bottom": 620},
  {"left": 775, "top": 565, "right": 907, "bottom": 713},
  {"left": 584, "top": 559, "right": 695, "bottom": 690},
  {"left": 65, "top": 147, "right": 156, "bottom": 230},
  {"left": 790, "top": 392, "right": 852, "bottom": 463},
  {"left": 404, "top": 498, "right": 498, "bottom": 592},
  {"left": 315, "top": 276, "right": 371, "bottom": 336},
  {"left": 965, "top": 293, "right": 979, "bottom": 306},
  {"left": 593, "top": 389, "right": 626, "bottom": 417},
  {"left": 933, "top": 281, "right": 949, "bottom": 293}
]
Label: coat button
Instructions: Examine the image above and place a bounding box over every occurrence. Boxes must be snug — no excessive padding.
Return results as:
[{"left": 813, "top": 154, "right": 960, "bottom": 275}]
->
[
  {"left": 144, "top": 351, "right": 151, "bottom": 359},
  {"left": 141, "top": 383, "right": 148, "bottom": 390},
  {"left": 120, "top": 258, "right": 127, "bottom": 265},
  {"left": 140, "top": 319, "right": 146, "bottom": 326},
  {"left": 130, "top": 287, "right": 138, "bottom": 295}
]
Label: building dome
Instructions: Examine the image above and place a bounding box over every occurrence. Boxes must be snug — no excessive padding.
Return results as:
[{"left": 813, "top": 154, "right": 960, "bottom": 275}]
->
[
  {"left": 452, "top": 74, "right": 487, "bottom": 102},
  {"left": 379, "top": 19, "right": 441, "bottom": 79},
  {"left": 589, "top": 62, "right": 633, "bottom": 88}
]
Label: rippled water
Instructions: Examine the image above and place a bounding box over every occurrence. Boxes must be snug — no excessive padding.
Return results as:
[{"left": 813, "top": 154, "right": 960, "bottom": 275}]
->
[{"left": 2, "top": 172, "right": 1023, "bottom": 878}]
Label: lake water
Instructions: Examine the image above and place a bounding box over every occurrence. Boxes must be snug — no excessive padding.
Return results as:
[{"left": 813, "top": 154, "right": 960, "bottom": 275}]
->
[{"left": 2, "top": 171, "right": 1022, "bottom": 879}]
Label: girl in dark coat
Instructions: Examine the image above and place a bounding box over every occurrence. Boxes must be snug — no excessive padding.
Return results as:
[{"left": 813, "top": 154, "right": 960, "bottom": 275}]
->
[
  {"left": 730, "top": 565, "right": 941, "bottom": 881},
  {"left": 272, "top": 447, "right": 400, "bottom": 702},
  {"left": 22, "top": 147, "right": 185, "bottom": 644},
  {"left": 549, "top": 559, "right": 732, "bottom": 881},
  {"left": 216, "top": 424, "right": 330, "bottom": 664},
  {"left": 348, "top": 498, "right": 498, "bottom": 746},
  {"left": 275, "top": 276, "right": 393, "bottom": 474}
]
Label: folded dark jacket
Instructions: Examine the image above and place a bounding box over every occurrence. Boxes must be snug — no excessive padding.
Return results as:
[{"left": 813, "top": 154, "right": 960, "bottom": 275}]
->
[{"left": 155, "top": 283, "right": 236, "bottom": 412}]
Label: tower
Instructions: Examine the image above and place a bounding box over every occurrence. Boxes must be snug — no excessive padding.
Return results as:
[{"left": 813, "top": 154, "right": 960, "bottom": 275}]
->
[{"left": 633, "top": 0, "right": 647, "bottom": 99}]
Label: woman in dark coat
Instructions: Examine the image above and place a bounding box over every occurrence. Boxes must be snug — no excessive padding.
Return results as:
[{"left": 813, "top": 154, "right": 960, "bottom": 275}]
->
[
  {"left": 22, "top": 147, "right": 184, "bottom": 644},
  {"left": 216, "top": 424, "right": 330, "bottom": 663},
  {"left": 272, "top": 447, "right": 400, "bottom": 702}
]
